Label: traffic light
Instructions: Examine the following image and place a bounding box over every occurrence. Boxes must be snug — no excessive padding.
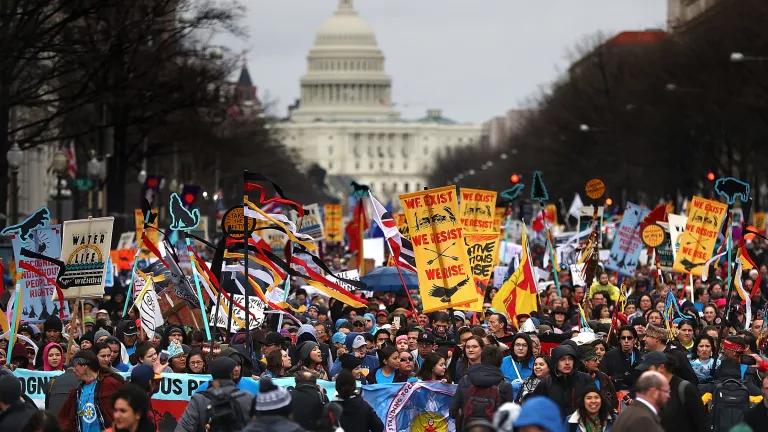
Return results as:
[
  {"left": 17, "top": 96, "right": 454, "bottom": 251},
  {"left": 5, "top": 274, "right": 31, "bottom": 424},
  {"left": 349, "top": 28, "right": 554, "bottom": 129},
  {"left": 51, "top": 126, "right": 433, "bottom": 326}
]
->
[
  {"left": 510, "top": 173, "right": 521, "bottom": 184},
  {"left": 706, "top": 171, "right": 716, "bottom": 181},
  {"left": 180, "top": 184, "right": 201, "bottom": 208}
]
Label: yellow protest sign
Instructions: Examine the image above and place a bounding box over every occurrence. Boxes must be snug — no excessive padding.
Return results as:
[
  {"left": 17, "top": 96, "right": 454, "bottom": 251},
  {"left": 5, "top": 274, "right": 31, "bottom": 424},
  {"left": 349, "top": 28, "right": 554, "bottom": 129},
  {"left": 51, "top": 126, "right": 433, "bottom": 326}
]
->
[
  {"left": 672, "top": 196, "right": 728, "bottom": 275},
  {"left": 459, "top": 231, "right": 500, "bottom": 311},
  {"left": 459, "top": 188, "right": 498, "bottom": 232},
  {"left": 324, "top": 204, "right": 343, "bottom": 243},
  {"left": 400, "top": 186, "right": 478, "bottom": 313},
  {"left": 134, "top": 208, "right": 159, "bottom": 254},
  {"left": 754, "top": 211, "right": 766, "bottom": 235}
]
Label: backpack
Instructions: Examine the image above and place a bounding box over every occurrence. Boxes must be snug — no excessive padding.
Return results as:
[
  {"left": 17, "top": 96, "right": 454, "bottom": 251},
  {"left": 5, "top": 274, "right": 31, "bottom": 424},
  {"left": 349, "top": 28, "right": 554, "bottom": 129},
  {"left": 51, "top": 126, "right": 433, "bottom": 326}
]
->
[
  {"left": 200, "top": 388, "right": 248, "bottom": 432},
  {"left": 711, "top": 378, "right": 749, "bottom": 432},
  {"left": 462, "top": 384, "right": 500, "bottom": 427}
]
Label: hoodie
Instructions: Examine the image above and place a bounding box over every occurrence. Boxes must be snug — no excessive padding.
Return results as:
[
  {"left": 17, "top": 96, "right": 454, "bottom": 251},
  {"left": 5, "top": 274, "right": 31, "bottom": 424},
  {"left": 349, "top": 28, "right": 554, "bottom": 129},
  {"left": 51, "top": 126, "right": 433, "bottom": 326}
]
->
[
  {"left": 533, "top": 345, "right": 592, "bottom": 416},
  {"left": 42, "top": 342, "right": 64, "bottom": 371},
  {"left": 450, "top": 364, "right": 514, "bottom": 424}
]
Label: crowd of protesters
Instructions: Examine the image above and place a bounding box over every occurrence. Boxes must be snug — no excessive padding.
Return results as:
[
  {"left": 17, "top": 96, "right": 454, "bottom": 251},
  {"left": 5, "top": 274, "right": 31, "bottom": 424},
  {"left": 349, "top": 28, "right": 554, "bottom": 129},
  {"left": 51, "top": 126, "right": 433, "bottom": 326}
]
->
[{"left": 0, "top": 237, "right": 768, "bottom": 432}]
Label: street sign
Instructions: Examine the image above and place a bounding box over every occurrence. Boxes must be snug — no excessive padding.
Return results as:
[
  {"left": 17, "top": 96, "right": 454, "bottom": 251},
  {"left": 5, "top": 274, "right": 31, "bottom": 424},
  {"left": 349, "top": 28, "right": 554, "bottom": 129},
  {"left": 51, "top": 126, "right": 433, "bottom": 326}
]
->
[{"left": 72, "top": 178, "right": 93, "bottom": 191}]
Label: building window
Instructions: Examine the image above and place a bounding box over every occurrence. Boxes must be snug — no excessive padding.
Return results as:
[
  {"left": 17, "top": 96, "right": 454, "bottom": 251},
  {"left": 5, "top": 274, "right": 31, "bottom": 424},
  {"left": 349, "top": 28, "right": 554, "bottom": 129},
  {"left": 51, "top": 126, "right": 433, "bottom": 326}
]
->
[
  {"left": 389, "top": 161, "right": 394, "bottom": 170},
  {"left": 355, "top": 162, "right": 360, "bottom": 170},
  {"left": 404, "top": 183, "right": 410, "bottom": 193},
  {"left": 328, "top": 161, "right": 333, "bottom": 170},
  {"left": 392, "top": 183, "right": 397, "bottom": 192},
  {"left": 416, "top": 183, "right": 421, "bottom": 190},
  {"left": 329, "top": 146, "right": 333, "bottom": 154},
  {"left": 403, "top": 162, "right": 408, "bottom": 170},
  {"left": 369, "top": 162, "right": 374, "bottom": 170}
]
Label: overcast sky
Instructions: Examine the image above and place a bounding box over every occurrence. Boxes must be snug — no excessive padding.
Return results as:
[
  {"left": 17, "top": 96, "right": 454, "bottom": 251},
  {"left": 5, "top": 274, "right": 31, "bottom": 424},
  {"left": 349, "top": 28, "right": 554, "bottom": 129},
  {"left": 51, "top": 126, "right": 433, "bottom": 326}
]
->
[{"left": 224, "top": 0, "right": 667, "bottom": 123}]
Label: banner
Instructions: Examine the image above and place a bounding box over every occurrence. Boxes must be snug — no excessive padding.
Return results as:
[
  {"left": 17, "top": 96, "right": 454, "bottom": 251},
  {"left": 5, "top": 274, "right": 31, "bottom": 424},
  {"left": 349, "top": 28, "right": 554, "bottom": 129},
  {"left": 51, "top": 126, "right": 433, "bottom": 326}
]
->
[
  {"left": 209, "top": 293, "right": 266, "bottom": 332},
  {"left": 462, "top": 231, "right": 500, "bottom": 311},
  {"left": 400, "top": 186, "right": 478, "bottom": 312},
  {"left": 605, "top": 202, "right": 649, "bottom": 276},
  {"left": 323, "top": 203, "right": 343, "bottom": 242},
  {"left": 10, "top": 225, "right": 71, "bottom": 323},
  {"left": 134, "top": 208, "right": 159, "bottom": 253},
  {"left": 13, "top": 369, "right": 341, "bottom": 432},
  {"left": 673, "top": 196, "right": 728, "bottom": 275},
  {"left": 59, "top": 217, "right": 114, "bottom": 298},
  {"left": 295, "top": 203, "right": 324, "bottom": 240},
  {"left": 459, "top": 188, "right": 497, "bottom": 232},
  {"left": 363, "top": 381, "right": 456, "bottom": 432}
]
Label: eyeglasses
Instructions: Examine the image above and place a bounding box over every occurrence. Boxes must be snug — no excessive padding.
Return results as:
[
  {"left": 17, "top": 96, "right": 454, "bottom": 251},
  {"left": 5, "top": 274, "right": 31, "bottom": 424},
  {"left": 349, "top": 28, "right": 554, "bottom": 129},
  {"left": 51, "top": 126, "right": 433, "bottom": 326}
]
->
[
  {"left": 399, "top": 357, "right": 413, "bottom": 362},
  {"left": 620, "top": 336, "right": 635, "bottom": 341}
]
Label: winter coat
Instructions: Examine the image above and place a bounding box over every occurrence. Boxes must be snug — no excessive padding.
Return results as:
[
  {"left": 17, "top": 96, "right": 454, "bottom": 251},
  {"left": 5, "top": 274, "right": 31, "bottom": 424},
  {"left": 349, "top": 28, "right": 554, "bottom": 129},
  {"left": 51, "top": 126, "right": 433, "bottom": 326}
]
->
[
  {"left": 335, "top": 393, "right": 383, "bottom": 432},
  {"left": 532, "top": 345, "right": 592, "bottom": 416},
  {"left": 450, "top": 363, "right": 515, "bottom": 426},
  {"left": 44, "top": 368, "right": 79, "bottom": 417},
  {"left": 0, "top": 399, "right": 38, "bottom": 432},
  {"left": 566, "top": 410, "right": 615, "bottom": 432},
  {"left": 659, "top": 375, "right": 706, "bottom": 432},
  {"left": 588, "top": 370, "right": 619, "bottom": 412},
  {"left": 58, "top": 368, "right": 125, "bottom": 432},
  {"left": 241, "top": 415, "right": 306, "bottom": 432},
  {"left": 174, "top": 380, "right": 253, "bottom": 432},
  {"left": 599, "top": 347, "right": 640, "bottom": 391},
  {"left": 290, "top": 383, "right": 328, "bottom": 431}
]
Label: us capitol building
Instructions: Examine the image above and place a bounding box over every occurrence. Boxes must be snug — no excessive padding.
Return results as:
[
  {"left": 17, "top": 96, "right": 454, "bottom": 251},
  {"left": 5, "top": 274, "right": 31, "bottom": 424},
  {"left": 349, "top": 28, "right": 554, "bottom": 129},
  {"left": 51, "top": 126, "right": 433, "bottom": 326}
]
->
[{"left": 275, "top": 0, "right": 482, "bottom": 204}]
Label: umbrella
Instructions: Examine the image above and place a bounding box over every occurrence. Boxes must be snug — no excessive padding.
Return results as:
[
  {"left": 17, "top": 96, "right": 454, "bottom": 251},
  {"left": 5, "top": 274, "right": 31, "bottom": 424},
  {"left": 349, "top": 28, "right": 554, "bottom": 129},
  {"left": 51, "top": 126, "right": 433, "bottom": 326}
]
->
[{"left": 360, "top": 266, "right": 419, "bottom": 292}]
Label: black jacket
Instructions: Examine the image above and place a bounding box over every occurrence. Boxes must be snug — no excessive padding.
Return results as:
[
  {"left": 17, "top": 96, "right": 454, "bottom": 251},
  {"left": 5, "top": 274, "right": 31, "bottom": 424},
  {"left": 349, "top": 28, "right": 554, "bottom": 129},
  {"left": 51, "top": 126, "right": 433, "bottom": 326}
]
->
[
  {"left": 533, "top": 370, "right": 593, "bottom": 417},
  {"left": 744, "top": 401, "right": 768, "bottom": 432},
  {"left": 335, "top": 393, "right": 383, "bottom": 432},
  {"left": 664, "top": 344, "right": 699, "bottom": 385},
  {"left": 450, "top": 364, "right": 514, "bottom": 426},
  {"left": 290, "top": 384, "right": 328, "bottom": 431},
  {"left": 44, "top": 368, "right": 79, "bottom": 416},
  {"left": 659, "top": 375, "right": 706, "bottom": 432},
  {"left": 0, "top": 399, "right": 38, "bottom": 432},
  {"left": 599, "top": 347, "right": 640, "bottom": 391}
]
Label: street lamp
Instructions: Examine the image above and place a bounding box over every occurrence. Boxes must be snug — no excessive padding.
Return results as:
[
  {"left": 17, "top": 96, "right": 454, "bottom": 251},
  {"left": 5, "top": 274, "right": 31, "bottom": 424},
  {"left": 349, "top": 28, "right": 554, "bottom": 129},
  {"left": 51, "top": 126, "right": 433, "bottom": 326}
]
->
[
  {"left": 6, "top": 142, "right": 24, "bottom": 224},
  {"left": 137, "top": 169, "right": 147, "bottom": 184},
  {"left": 87, "top": 152, "right": 104, "bottom": 216},
  {"left": 52, "top": 148, "right": 68, "bottom": 222},
  {"left": 730, "top": 52, "right": 768, "bottom": 63}
]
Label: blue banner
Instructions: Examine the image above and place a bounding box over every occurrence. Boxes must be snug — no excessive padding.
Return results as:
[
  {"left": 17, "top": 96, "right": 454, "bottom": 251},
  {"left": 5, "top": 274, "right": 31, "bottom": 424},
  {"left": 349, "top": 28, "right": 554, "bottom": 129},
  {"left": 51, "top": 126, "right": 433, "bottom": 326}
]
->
[
  {"left": 362, "top": 381, "right": 456, "bottom": 432},
  {"left": 605, "top": 202, "right": 649, "bottom": 276}
]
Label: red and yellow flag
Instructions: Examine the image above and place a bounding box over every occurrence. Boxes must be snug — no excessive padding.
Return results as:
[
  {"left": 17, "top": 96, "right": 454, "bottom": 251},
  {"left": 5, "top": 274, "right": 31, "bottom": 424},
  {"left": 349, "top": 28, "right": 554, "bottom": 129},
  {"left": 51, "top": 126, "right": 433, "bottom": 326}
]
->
[{"left": 492, "top": 225, "right": 538, "bottom": 326}]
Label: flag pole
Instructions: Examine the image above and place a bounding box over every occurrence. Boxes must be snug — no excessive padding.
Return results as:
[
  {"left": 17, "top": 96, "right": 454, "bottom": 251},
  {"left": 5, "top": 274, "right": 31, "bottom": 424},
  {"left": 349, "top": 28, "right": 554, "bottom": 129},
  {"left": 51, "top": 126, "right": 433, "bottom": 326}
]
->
[{"left": 358, "top": 198, "right": 366, "bottom": 276}]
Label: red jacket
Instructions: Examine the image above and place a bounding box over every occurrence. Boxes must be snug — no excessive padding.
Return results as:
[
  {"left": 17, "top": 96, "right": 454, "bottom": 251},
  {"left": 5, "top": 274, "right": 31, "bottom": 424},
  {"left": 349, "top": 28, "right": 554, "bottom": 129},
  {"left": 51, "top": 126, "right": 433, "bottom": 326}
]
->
[{"left": 58, "top": 369, "right": 125, "bottom": 432}]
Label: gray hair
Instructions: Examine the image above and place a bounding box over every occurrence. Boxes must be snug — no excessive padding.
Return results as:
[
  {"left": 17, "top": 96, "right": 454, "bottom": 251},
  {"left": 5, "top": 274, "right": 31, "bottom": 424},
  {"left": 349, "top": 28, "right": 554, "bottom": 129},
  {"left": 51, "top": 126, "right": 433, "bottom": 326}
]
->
[{"left": 635, "top": 371, "right": 666, "bottom": 394}]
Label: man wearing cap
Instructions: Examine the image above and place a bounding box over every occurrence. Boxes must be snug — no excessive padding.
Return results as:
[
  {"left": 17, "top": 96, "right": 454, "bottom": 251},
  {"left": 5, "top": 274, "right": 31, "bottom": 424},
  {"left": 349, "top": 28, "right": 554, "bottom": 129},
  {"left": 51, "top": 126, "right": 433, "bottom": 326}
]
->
[
  {"left": 613, "top": 371, "right": 668, "bottom": 432},
  {"left": 532, "top": 344, "right": 592, "bottom": 416},
  {"left": 579, "top": 345, "right": 618, "bottom": 411},
  {"left": 59, "top": 350, "right": 124, "bottom": 432},
  {"left": 635, "top": 351, "right": 705, "bottom": 432},
  {"left": 117, "top": 320, "right": 139, "bottom": 357},
  {"left": 0, "top": 374, "right": 37, "bottom": 432},
  {"left": 329, "top": 333, "right": 379, "bottom": 378},
  {"left": 643, "top": 323, "right": 698, "bottom": 384},
  {"left": 413, "top": 331, "right": 436, "bottom": 369},
  {"left": 375, "top": 310, "right": 389, "bottom": 327},
  {"left": 176, "top": 357, "right": 254, "bottom": 432}
]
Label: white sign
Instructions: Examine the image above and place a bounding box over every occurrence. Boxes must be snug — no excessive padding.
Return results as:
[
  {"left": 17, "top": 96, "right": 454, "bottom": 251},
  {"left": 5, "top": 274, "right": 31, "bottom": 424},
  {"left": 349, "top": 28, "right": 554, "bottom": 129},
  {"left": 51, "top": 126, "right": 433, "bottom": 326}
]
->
[
  {"left": 363, "top": 237, "right": 386, "bottom": 267},
  {"left": 332, "top": 270, "right": 360, "bottom": 292},
  {"left": 209, "top": 294, "right": 266, "bottom": 332},
  {"left": 493, "top": 266, "right": 509, "bottom": 289},
  {"left": 668, "top": 214, "right": 687, "bottom": 263},
  {"left": 295, "top": 203, "right": 324, "bottom": 240},
  {"left": 59, "top": 217, "right": 114, "bottom": 299},
  {"left": 117, "top": 232, "right": 135, "bottom": 250}
]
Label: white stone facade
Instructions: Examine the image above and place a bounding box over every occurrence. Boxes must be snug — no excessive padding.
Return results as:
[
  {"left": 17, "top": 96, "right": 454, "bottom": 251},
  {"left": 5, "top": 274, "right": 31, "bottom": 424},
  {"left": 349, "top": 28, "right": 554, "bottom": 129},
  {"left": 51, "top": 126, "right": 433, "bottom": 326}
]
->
[{"left": 276, "top": 0, "right": 482, "bottom": 203}]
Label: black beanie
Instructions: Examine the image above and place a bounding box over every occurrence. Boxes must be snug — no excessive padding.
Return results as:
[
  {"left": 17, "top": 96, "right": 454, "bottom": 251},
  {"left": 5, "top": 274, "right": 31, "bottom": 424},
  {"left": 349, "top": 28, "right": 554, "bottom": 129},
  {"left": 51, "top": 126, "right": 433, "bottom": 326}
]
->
[
  {"left": 208, "top": 357, "right": 237, "bottom": 380},
  {"left": 44, "top": 316, "right": 63, "bottom": 333},
  {"left": 0, "top": 375, "right": 21, "bottom": 405}
]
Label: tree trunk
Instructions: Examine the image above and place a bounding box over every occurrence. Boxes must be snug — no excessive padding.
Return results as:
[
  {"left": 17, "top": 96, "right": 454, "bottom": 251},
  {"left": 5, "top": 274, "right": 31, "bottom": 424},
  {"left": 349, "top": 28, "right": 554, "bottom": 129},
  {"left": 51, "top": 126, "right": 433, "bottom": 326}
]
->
[
  {"left": 107, "top": 111, "right": 129, "bottom": 215},
  {"left": 0, "top": 85, "right": 10, "bottom": 225}
]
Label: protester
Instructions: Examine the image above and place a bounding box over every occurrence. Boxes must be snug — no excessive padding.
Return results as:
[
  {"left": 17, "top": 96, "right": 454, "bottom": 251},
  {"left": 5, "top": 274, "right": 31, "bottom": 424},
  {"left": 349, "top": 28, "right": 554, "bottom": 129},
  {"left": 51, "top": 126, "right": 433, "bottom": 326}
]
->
[
  {"left": 367, "top": 345, "right": 401, "bottom": 383},
  {"left": 290, "top": 341, "right": 330, "bottom": 380},
  {"left": 599, "top": 325, "right": 640, "bottom": 391},
  {"left": 59, "top": 349, "right": 124, "bottom": 432},
  {"left": 184, "top": 349, "right": 206, "bottom": 374},
  {"left": 455, "top": 335, "right": 485, "bottom": 382},
  {"left": 0, "top": 374, "right": 37, "bottom": 432},
  {"left": 689, "top": 334, "right": 720, "bottom": 384},
  {"left": 516, "top": 354, "right": 550, "bottom": 403},
  {"left": 334, "top": 369, "right": 383, "bottom": 432},
  {"left": 107, "top": 384, "right": 154, "bottom": 432},
  {"left": 532, "top": 344, "right": 592, "bottom": 416},
  {"left": 41, "top": 343, "right": 64, "bottom": 372},
  {"left": 514, "top": 396, "right": 566, "bottom": 432},
  {"left": 289, "top": 370, "right": 328, "bottom": 431},
  {"left": 566, "top": 386, "right": 616, "bottom": 432},
  {"left": 501, "top": 333, "right": 534, "bottom": 398},
  {"left": 613, "top": 371, "right": 669, "bottom": 432},
  {"left": 642, "top": 324, "right": 699, "bottom": 384},
  {"left": 451, "top": 346, "right": 514, "bottom": 429},
  {"left": 416, "top": 351, "right": 447, "bottom": 381},
  {"left": 263, "top": 349, "right": 291, "bottom": 378},
  {"left": 578, "top": 346, "right": 617, "bottom": 411}
]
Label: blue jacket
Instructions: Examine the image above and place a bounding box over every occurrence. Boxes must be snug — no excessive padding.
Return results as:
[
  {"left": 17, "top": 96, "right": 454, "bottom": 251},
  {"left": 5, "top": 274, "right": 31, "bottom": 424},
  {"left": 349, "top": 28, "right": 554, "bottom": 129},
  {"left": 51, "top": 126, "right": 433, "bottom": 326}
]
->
[{"left": 501, "top": 356, "right": 534, "bottom": 381}]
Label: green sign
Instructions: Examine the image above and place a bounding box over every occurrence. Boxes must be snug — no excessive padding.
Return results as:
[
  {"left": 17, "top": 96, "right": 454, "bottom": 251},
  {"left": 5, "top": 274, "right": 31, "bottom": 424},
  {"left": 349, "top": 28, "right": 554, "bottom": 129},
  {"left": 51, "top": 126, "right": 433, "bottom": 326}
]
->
[{"left": 72, "top": 178, "right": 93, "bottom": 190}]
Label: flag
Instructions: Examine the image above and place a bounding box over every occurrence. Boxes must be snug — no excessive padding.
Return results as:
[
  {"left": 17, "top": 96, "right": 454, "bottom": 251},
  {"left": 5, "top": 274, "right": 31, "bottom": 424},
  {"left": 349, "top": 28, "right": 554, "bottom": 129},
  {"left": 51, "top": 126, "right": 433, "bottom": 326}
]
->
[
  {"left": 345, "top": 199, "right": 368, "bottom": 270},
  {"left": 492, "top": 225, "right": 538, "bottom": 326},
  {"left": 368, "top": 192, "right": 417, "bottom": 273},
  {"left": 568, "top": 193, "right": 583, "bottom": 219},
  {"left": 362, "top": 381, "right": 456, "bottom": 432},
  {"left": 65, "top": 141, "right": 77, "bottom": 179}
]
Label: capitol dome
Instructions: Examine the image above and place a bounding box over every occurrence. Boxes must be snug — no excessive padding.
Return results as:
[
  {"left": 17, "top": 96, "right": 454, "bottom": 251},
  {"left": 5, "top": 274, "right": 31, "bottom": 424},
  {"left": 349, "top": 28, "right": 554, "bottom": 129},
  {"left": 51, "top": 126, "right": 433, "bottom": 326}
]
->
[{"left": 290, "top": 0, "right": 399, "bottom": 122}]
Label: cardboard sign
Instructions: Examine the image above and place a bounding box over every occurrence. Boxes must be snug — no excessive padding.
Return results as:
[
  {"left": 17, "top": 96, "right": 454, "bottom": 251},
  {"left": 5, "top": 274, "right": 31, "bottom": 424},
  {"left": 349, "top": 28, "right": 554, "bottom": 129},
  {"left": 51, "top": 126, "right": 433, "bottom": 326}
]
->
[
  {"left": 605, "top": 202, "right": 649, "bottom": 276},
  {"left": 294, "top": 203, "right": 324, "bottom": 240},
  {"left": 400, "top": 186, "right": 478, "bottom": 312},
  {"left": 10, "top": 225, "right": 71, "bottom": 323},
  {"left": 59, "top": 217, "right": 114, "bottom": 298},
  {"left": 667, "top": 214, "right": 687, "bottom": 264},
  {"left": 672, "top": 196, "right": 728, "bottom": 275},
  {"left": 209, "top": 294, "right": 266, "bottom": 332},
  {"left": 462, "top": 232, "right": 500, "bottom": 311},
  {"left": 116, "top": 232, "right": 135, "bottom": 250},
  {"left": 459, "top": 188, "right": 497, "bottom": 232},
  {"left": 323, "top": 203, "right": 343, "bottom": 243}
]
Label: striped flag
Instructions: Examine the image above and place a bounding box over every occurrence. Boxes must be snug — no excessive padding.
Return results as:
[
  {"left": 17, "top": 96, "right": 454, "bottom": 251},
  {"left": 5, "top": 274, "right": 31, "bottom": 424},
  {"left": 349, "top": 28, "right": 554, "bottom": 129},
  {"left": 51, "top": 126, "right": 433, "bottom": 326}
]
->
[
  {"left": 368, "top": 192, "right": 417, "bottom": 273},
  {"left": 65, "top": 141, "right": 77, "bottom": 179},
  {"left": 492, "top": 225, "right": 538, "bottom": 326}
]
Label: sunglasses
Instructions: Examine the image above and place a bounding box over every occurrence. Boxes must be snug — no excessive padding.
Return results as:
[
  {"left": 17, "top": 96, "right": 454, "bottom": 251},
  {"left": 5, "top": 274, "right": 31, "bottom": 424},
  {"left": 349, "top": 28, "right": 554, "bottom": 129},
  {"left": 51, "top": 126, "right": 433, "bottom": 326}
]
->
[
  {"left": 354, "top": 323, "right": 365, "bottom": 327},
  {"left": 400, "top": 357, "right": 413, "bottom": 362},
  {"left": 620, "top": 336, "right": 635, "bottom": 341}
]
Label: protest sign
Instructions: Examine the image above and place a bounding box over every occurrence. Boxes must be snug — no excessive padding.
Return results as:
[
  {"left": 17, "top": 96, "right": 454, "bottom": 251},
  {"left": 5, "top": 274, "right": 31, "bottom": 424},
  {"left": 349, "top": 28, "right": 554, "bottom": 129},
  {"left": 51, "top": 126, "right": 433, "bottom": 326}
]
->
[
  {"left": 134, "top": 208, "right": 159, "bottom": 251},
  {"left": 754, "top": 211, "right": 766, "bottom": 234},
  {"left": 400, "top": 186, "right": 478, "bottom": 312},
  {"left": 605, "top": 202, "right": 649, "bottom": 276},
  {"left": 116, "top": 232, "right": 135, "bottom": 250},
  {"left": 59, "top": 217, "right": 114, "bottom": 298},
  {"left": 296, "top": 203, "right": 324, "bottom": 240},
  {"left": 209, "top": 293, "right": 266, "bottom": 332},
  {"left": 463, "top": 231, "right": 500, "bottom": 310},
  {"left": 10, "top": 225, "right": 71, "bottom": 323},
  {"left": 363, "top": 237, "right": 386, "bottom": 267},
  {"left": 673, "top": 196, "right": 728, "bottom": 275},
  {"left": 578, "top": 206, "right": 604, "bottom": 243},
  {"left": 667, "top": 214, "right": 687, "bottom": 263},
  {"left": 459, "top": 188, "right": 497, "bottom": 232},
  {"left": 493, "top": 266, "right": 509, "bottom": 288},
  {"left": 323, "top": 203, "right": 343, "bottom": 242},
  {"left": 655, "top": 222, "right": 675, "bottom": 270}
]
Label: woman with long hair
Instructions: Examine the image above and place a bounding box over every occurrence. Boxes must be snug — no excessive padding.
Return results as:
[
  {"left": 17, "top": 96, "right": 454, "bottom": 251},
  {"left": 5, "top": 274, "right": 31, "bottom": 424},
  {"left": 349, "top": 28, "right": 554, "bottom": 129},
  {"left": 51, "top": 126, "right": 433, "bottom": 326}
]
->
[
  {"left": 184, "top": 348, "right": 207, "bottom": 374},
  {"left": 367, "top": 345, "right": 402, "bottom": 384},
  {"left": 566, "top": 386, "right": 615, "bottom": 432},
  {"left": 690, "top": 334, "right": 720, "bottom": 383},
  {"left": 263, "top": 349, "right": 291, "bottom": 378},
  {"left": 288, "top": 341, "right": 328, "bottom": 380},
  {"left": 591, "top": 340, "right": 609, "bottom": 364},
  {"left": 108, "top": 383, "right": 155, "bottom": 432},
  {"left": 516, "top": 355, "right": 550, "bottom": 403},
  {"left": 633, "top": 294, "right": 653, "bottom": 320},
  {"left": 41, "top": 343, "right": 64, "bottom": 371},
  {"left": 417, "top": 352, "right": 447, "bottom": 382},
  {"left": 501, "top": 333, "right": 534, "bottom": 399},
  {"left": 646, "top": 310, "right": 664, "bottom": 327},
  {"left": 453, "top": 335, "right": 485, "bottom": 382}
]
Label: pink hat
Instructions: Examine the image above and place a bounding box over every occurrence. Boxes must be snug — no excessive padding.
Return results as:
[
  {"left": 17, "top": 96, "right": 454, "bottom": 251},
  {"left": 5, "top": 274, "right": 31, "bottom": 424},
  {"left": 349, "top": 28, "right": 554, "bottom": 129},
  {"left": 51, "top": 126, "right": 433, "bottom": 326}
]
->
[
  {"left": 714, "top": 298, "right": 727, "bottom": 308},
  {"left": 395, "top": 335, "right": 408, "bottom": 344}
]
